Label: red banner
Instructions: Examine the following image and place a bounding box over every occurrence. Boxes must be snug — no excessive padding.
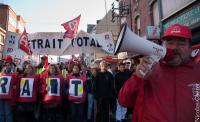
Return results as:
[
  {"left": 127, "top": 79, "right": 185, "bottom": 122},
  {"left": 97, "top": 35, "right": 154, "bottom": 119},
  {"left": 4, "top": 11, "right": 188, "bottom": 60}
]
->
[{"left": 61, "top": 15, "right": 81, "bottom": 39}]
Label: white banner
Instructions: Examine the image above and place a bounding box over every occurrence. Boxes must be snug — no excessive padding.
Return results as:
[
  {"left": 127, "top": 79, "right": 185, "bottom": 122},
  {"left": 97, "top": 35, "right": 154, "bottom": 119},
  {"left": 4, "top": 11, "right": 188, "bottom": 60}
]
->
[
  {"left": 62, "top": 30, "right": 114, "bottom": 55},
  {"left": 29, "top": 32, "right": 71, "bottom": 55},
  {"left": 3, "top": 32, "right": 20, "bottom": 56},
  {"left": 4, "top": 31, "right": 114, "bottom": 57}
]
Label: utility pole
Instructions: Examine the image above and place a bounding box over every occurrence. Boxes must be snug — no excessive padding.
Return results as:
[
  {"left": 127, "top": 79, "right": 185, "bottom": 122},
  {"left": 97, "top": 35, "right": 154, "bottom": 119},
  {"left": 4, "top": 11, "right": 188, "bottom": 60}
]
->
[
  {"left": 111, "top": 1, "right": 130, "bottom": 24},
  {"left": 158, "top": 0, "right": 164, "bottom": 34},
  {"left": 129, "top": 0, "right": 133, "bottom": 30}
]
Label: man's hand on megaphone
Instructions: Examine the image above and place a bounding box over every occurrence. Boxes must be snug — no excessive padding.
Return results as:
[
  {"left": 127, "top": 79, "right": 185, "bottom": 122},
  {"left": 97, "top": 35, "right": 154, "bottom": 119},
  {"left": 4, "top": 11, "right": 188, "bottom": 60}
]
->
[{"left": 135, "top": 56, "right": 155, "bottom": 79}]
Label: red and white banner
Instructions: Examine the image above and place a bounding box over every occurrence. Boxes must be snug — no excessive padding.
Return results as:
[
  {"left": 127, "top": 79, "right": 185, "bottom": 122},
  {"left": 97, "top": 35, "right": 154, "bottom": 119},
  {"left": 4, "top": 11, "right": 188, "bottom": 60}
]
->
[
  {"left": 18, "top": 28, "right": 32, "bottom": 55},
  {"left": 3, "top": 32, "right": 38, "bottom": 67},
  {"left": 61, "top": 15, "right": 81, "bottom": 39}
]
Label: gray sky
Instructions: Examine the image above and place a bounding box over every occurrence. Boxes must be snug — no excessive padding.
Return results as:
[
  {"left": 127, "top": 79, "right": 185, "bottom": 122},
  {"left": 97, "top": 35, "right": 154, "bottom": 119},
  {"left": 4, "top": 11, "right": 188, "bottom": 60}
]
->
[{"left": 3, "top": 0, "right": 114, "bottom": 33}]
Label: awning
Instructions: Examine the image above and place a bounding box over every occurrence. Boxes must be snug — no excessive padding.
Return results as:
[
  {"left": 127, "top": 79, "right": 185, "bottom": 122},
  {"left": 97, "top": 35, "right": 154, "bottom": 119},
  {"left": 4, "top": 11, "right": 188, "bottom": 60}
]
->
[{"left": 102, "top": 56, "right": 127, "bottom": 63}]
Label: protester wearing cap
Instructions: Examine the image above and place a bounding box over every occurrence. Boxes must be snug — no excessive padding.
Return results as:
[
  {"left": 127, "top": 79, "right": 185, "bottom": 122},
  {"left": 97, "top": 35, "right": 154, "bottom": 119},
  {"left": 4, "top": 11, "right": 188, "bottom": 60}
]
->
[
  {"left": 118, "top": 24, "right": 200, "bottom": 122},
  {"left": 2, "top": 55, "right": 16, "bottom": 73},
  {"left": 36, "top": 56, "right": 49, "bottom": 74},
  {"left": 3, "top": 55, "right": 13, "bottom": 62},
  {"left": 0, "top": 55, "right": 18, "bottom": 122}
]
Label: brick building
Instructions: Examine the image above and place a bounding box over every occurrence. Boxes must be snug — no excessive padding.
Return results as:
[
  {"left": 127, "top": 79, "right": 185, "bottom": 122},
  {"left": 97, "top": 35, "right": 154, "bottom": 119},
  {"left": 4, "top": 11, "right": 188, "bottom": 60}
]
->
[
  {"left": 0, "top": 27, "right": 6, "bottom": 59},
  {"left": 117, "top": 0, "right": 200, "bottom": 45},
  {"left": 0, "top": 4, "right": 26, "bottom": 33},
  {"left": 0, "top": 3, "right": 26, "bottom": 59}
]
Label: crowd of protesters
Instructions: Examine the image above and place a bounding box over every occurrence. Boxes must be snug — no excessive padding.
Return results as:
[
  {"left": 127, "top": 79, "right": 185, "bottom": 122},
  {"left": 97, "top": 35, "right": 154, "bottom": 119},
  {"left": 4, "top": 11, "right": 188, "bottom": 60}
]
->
[
  {"left": 0, "top": 23, "right": 199, "bottom": 122},
  {"left": 0, "top": 55, "right": 141, "bottom": 122},
  {"left": 0, "top": 43, "right": 199, "bottom": 122}
]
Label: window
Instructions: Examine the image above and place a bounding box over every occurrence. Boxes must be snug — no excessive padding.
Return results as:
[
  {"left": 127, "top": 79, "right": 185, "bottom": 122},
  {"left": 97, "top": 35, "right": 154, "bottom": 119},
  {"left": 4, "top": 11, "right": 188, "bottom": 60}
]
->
[
  {"left": 135, "top": 17, "right": 141, "bottom": 35},
  {"left": 0, "top": 34, "right": 4, "bottom": 44},
  {"left": 0, "top": 45, "right": 3, "bottom": 52},
  {"left": 0, "top": 53, "right": 2, "bottom": 59},
  {"left": 17, "top": 23, "right": 24, "bottom": 33},
  {"left": 152, "top": 1, "right": 159, "bottom": 26},
  {"left": 9, "top": 15, "right": 17, "bottom": 28},
  {"left": 162, "top": 0, "right": 191, "bottom": 18}
]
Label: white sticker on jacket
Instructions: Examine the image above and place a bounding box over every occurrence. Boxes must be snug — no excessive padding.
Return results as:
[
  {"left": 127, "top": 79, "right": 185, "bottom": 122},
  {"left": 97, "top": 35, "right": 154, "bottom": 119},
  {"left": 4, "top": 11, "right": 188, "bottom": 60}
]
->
[
  {"left": 46, "top": 78, "right": 60, "bottom": 96},
  {"left": 188, "top": 83, "right": 200, "bottom": 122},
  {"left": 69, "top": 79, "right": 83, "bottom": 98},
  {"left": 20, "top": 78, "right": 34, "bottom": 97},
  {"left": 0, "top": 76, "right": 12, "bottom": 95}
]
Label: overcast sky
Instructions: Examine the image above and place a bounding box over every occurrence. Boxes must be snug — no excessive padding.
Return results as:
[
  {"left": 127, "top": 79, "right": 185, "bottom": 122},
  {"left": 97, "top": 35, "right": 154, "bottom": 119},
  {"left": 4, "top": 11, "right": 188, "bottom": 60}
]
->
[{"left": 3, "top": 0, "right": 114, "bottom": 33}]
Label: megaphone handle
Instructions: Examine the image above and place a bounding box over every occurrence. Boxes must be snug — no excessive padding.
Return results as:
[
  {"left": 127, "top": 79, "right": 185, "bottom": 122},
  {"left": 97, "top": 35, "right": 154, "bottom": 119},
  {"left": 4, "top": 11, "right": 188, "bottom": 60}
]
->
[
  {"left": 139, "top": 63, "right": 153, "bottom": 77},
  {"left": 139, "top": 55, "right": 160, "bottom": 77},
  {"left": 139, "top": 70, "right": 146, "bottom": 77}
]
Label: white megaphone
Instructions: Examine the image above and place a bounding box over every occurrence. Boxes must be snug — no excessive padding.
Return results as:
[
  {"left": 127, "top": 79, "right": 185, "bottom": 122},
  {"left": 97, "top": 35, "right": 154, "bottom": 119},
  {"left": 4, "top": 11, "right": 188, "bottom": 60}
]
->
[{"left": 114, "top": 23, "right": 172, "bottom": 76}]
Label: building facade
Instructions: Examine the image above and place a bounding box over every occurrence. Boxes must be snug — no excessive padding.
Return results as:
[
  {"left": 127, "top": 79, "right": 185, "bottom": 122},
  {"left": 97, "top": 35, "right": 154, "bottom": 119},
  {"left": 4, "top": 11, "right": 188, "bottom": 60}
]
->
[
  {"left": 86, "top": 9, "right": 121, "bottom": 65},
  {"left": 0, "top": 4, "right": 26, "bottom": 33},
  {"left": 0, "top": 27, "right": 6, "bottom": 59},
  {"left": 0, "top": 3, "right": 26, "bottom": 59},
  {"left": 95, "top": 9, "right": 121, "bottom": 42},
  {"left": 117, "top": 0, "right": 200, "bottom": 45},
  {"left": 161, "top": 0, "right": 200, "bottom": 45}
]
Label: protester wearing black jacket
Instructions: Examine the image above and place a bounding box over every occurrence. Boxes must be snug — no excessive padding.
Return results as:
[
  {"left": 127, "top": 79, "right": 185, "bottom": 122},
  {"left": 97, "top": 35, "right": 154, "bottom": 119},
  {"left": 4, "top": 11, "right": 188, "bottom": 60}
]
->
[
  {"left": 94, "top": 61, "right": 114, "bottom": 122},
  {"left": 115, "top": 63, "right": 131, "bottom": 96},
  {"left": 115, "top": 63, "right": 131, "bottom": 122}
]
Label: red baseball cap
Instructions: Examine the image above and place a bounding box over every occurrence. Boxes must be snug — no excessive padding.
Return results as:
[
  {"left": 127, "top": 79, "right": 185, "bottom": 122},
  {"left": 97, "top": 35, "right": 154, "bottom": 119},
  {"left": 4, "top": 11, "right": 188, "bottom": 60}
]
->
[
  {"left": 3, "top": 55, "right": 13, "bottom": 62},
  {"left": 162, "top": 24, "right": 192, "bottom": 40}
]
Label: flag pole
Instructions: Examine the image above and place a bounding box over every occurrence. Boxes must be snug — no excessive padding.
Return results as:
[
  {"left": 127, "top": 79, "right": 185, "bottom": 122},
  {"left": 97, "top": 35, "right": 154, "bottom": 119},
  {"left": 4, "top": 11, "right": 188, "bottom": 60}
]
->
[
  {"left": 59, "top": 55, "right": 61, "bottom": 63},
  {"left": 39, "top": 54, "right": 40, "bottom": 64}
]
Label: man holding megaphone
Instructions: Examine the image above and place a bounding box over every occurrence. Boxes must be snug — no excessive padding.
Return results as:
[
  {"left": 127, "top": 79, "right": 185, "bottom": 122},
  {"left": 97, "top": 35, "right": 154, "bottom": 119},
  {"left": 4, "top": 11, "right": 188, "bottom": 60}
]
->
[{"left": 117, "top": 24, "right": 200, "bottom": 122}]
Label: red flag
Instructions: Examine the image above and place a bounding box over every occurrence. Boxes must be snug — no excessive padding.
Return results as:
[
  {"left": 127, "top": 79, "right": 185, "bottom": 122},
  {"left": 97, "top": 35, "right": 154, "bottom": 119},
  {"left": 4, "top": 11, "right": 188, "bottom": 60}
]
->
[
  {"left": 72, "top": 55, "right": 78, "bottom": 62},
  {"left": 61, "top": 15, "right": 81, "bottom": 38},
  {"left": 18, "top": 28, "right": 32, "bottom": 55}
]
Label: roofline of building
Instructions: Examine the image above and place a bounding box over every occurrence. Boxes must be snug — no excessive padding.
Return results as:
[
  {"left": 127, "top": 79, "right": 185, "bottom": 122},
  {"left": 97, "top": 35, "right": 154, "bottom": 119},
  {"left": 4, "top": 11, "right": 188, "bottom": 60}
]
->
[
  {"left": 0, "top": 3, "right": 26, "bottom": 23},
  {"left": 0, "top": 4, "right": 17, "bottom": 16}
]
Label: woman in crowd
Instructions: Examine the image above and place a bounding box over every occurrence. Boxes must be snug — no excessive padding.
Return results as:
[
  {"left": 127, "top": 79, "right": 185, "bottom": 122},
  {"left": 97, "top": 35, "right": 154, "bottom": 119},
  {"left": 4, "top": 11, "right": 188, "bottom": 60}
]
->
[
  {"left": 86, "top": 65, "right": 97, "bottom": 122},
  {"left": 39, "top": 64, "right": 63, "bottom": 122},
  {"left": 0, "top": 56, "right": 18, "bottom": 122},
  {"left": 66, "top": 63, "right": 87, "bottom": 122},
  {"left": 16, "top": 63, "right": 39, "bottom": 122}
]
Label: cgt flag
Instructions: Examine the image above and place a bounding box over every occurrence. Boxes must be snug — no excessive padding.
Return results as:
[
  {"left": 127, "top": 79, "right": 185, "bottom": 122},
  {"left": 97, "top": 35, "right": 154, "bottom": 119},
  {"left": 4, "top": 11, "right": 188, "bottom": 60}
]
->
[
  {"left": 18, "top": 28, "right": 32, "bottom": 55},
  {"left": 61, "top": 15, "right": 81, "bottom": 39},
  {"left": 72, "top": 55, "right": 79, "bottom": 62}
]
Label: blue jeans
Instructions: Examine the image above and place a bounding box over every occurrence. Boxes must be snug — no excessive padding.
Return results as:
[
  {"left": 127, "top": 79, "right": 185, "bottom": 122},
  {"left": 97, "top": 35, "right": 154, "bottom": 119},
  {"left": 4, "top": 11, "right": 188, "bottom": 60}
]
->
[
  {"left": 87, "top": 93, "right": 94, "bottom": 120},
  {"left": 0, "top": 100, "right": 13, "bottom": 122}
]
